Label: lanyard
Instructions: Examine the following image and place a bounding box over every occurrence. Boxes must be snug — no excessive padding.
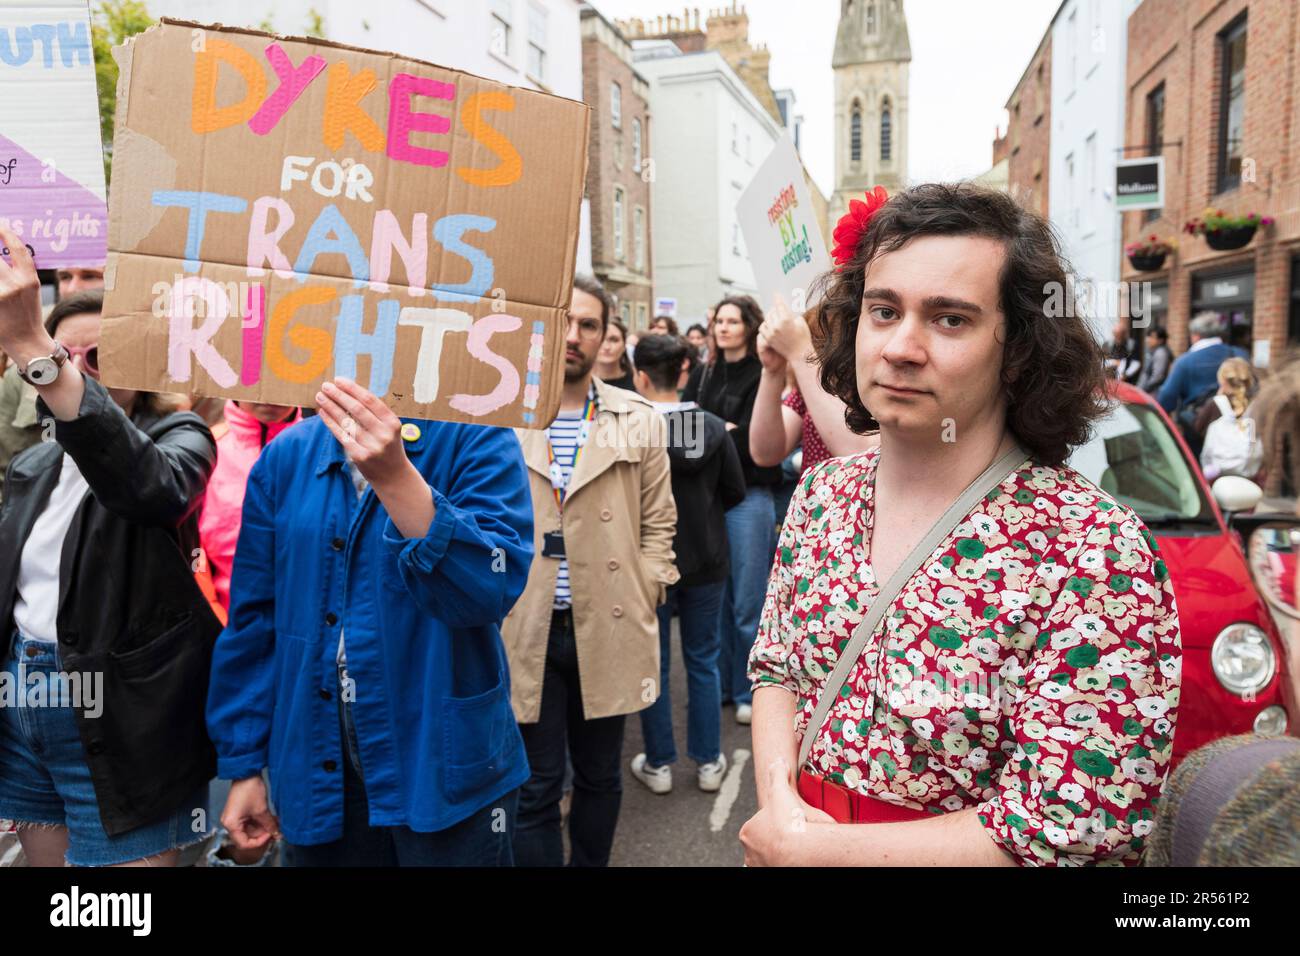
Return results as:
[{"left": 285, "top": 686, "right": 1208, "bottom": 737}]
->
[{"left": 546, "top": 391, "right": 597, "bottom": 512}]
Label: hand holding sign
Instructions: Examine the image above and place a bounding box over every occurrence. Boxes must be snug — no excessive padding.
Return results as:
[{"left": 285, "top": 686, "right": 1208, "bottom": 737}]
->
[
  {"left": 760, "top": 293, "right": 812, "bottom": 364},
  {"left": 0, "top": 224, "right": 53, "bottom": 360},
  {"left": 316, "top": 377, "right": 407, "bottom": 485},
  {"left": 316, "top": 376, "right": 435, "bottom": 539}
]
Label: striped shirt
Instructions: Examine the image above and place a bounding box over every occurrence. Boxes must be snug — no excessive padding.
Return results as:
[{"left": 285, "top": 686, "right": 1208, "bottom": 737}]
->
[{"left": 548, "top": 394, "right": 593, "bottom": 609}]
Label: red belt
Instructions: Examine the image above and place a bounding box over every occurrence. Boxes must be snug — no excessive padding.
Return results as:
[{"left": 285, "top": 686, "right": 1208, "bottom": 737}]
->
[{"left": 797, "top": 769, "right": 932, "bottom": 824}]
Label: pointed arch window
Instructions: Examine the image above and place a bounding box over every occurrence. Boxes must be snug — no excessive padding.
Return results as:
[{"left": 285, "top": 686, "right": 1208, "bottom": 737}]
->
[
  {"left": 866, "top": 3, "right": 877, "bottom": 34},
  {"left": 850, "top": 103, "right": 863, "bottom": 163},
  {"left": 880, "top": 101, "right": 892, "bottom": 163}
]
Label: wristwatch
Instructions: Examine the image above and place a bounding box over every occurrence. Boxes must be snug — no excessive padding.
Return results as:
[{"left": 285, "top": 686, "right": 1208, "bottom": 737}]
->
[{"left": 17, "top": 342, "right": 70, "bottom": 386}]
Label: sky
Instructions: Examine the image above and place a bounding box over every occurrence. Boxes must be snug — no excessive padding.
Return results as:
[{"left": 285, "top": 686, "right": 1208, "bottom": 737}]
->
[{"left": 588, "top": 0, "right": 1061, "bottom": 196}]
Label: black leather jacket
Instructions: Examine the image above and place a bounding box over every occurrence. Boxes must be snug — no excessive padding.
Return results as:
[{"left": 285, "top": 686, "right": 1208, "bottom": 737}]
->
[{"left": 0, "top": 376, "right": 220, "bottom": 836}]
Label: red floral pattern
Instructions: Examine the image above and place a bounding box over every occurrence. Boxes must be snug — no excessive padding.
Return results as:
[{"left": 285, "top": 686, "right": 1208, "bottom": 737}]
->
[
  {"left": 783, "top": 388, "right": 830, "bottom": 472},
  {"left": 749, "top": 449, "right": 1182, "bottom": 866}
]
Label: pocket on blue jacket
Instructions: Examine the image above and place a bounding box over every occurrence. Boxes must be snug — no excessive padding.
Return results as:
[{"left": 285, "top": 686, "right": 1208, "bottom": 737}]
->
[{"left": 442, "top": 675, "right": 517, "bottom": 804}]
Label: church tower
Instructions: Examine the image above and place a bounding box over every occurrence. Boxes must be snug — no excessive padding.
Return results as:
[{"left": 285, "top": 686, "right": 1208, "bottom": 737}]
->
[{"left": 831, "top": 0, "right": 911, "bottom": 235}]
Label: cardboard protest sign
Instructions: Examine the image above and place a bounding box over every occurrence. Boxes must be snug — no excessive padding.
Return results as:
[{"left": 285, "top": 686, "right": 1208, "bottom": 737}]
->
[
  {"left": 0, "top": 0, "right": 108, "bottom": 269},
  {"left": 100, "top": 19, "right": 589, "bottom": 428},
  {"left": 736, "top": 135, "right": 830, "bottom": 313}
]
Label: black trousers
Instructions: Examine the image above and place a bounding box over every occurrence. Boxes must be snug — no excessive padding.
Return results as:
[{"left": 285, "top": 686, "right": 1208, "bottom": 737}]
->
[{"left": 512, "top": 610, "right": 627, "bottom": 867}]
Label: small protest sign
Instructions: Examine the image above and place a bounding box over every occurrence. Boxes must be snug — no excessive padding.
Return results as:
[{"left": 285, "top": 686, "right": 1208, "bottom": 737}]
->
[
  {"left": 736, "top": 135, "right": 830, "bottom": 314},
  {"left": 0, "top": 1, "right": 108, "bottom": 269},
  {"left": 100, "top": 19, "right": 589, "bottom": 428}
]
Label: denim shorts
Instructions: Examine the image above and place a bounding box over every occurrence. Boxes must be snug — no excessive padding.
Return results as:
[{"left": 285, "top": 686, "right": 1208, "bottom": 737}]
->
[{"left": 0, "top": 633, "right": 210, "bottom": 866}]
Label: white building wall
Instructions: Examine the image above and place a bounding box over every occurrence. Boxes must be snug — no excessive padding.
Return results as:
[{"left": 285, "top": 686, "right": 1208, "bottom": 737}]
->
[
  {"left": 1048, "top": 0, "right": 1141, "bottom": 342},
  {"left": 147, "top": 0, "right": 584, "bottom": 100},
  {"left": 636, "top": 48, "right": 780, "bottom": 326}
]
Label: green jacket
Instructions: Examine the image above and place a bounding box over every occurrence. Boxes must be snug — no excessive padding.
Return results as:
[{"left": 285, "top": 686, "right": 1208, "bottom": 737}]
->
[{"left": 0, "top": 364, "right": 44, "bottom": 504}]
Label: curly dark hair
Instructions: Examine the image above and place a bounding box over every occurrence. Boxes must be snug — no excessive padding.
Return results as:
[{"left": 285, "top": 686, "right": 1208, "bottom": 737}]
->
[
  {"left": 708, "top": 295, "right": 763, "bottom": 365},
  {"left": 815, "top": 182, "right": 1107, "bottom": 467}
]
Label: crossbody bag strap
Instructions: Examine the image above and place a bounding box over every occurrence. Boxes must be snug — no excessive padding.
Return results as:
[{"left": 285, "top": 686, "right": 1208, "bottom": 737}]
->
[{"left": 796, "top": 443, "right": 1030, "bottom": 770}]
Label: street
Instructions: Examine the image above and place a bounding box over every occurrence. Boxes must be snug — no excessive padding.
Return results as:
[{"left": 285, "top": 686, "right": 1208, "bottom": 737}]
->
[{"left": 610, "top": 615, "right": 757, "bottom": 867}]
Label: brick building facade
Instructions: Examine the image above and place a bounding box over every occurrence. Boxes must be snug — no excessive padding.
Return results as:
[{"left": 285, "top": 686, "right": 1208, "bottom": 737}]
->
[
  {"left": 1004, "top": 32, "right": 1053, "bottom": 219},
  {"left": 581, "top": 6, "right": 654, "bottom": 328},
  {"left": 1122, "top": 0, "right": 1300, "bottom": 362}
]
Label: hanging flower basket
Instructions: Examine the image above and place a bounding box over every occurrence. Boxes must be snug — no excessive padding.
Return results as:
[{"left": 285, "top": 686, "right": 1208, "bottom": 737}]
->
[
  {"left": 1205, "top": 224, "right": 1257, "bottom": 251},
  {"left": 1184, "top": 210, "right": 1273, "bottom": 251},
  {"left": 1128, "top": 251, "right": 1167, "bottom": 272},
  {"left": 1125, "top": 235, "right": 1174, "bottom": 272}
]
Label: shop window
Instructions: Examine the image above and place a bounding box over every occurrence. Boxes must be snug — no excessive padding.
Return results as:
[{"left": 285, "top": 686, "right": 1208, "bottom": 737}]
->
[{"left": 1216, "top": 15, "right": 1247, "bottom": 194}]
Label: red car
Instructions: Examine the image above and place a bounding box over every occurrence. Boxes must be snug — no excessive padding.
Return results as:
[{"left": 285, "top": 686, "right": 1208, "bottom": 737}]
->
[{"left": 1065, "top": 381, "right": 1293, "bottom": 762}]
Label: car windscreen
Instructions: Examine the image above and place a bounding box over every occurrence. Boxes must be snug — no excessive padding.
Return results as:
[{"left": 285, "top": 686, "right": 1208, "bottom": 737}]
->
[{"left": 1066, "top": 401, "right": 1215, "bottom": 525}]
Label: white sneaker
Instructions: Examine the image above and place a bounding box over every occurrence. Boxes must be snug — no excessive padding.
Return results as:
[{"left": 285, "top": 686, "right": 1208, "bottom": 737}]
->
[
  {"left": 735, "top": 703, "right": 752, "bottom": 725},
  {"left": 630, "top": 753, "right": 673, "bottom": 794},
  {"left": 697, "top": 753, "right": 728, "bottom": 792}
]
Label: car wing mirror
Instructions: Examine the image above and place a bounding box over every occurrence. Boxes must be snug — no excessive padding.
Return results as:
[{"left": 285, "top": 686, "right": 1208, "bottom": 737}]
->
[
  {"left": 1212, "top": 475, "right": 1263, "bottom": 516},
  {"left": 1240, "top": 516, "right": 1300, "bottom": 622}
]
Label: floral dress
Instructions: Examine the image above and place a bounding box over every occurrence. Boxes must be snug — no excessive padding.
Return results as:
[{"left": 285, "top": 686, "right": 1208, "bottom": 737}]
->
[{"left": 748, "top": 449, "right": 1182, "bottom": 866}]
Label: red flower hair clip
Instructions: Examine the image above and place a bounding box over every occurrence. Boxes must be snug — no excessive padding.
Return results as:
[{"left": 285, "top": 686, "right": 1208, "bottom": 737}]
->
[{"left": 831, "top": 185, "right": 890, "bottom": 268}]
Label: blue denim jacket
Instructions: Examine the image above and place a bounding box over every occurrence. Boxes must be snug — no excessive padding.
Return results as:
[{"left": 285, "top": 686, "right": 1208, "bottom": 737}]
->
[{"left": 205, "top": 416, "right": 534, "bottom": 845}]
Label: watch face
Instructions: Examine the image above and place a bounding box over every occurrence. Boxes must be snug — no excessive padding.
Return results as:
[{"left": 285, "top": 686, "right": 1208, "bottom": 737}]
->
[{"left": 25, "top": 357, "right": 59, "bottom": 385}]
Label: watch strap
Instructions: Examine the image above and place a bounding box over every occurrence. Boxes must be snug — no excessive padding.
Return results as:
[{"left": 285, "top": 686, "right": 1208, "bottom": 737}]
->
[{"left": 17, "top": 341, "right": 69, "bottom": 385}]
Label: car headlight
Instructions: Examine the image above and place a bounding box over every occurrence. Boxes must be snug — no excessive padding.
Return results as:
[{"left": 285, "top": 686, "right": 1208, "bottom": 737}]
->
[
  {"left": 1253, "top": 706, "right": 1289, "bottom": 736},
  {"left": 1211, "top": 623, "right": 1276, "bottom": 696}
]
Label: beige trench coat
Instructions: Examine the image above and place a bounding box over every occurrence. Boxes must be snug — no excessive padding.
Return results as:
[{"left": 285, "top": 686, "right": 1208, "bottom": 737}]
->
[{"left": 503, "top": 378, "right": 679, "bottom": 723}]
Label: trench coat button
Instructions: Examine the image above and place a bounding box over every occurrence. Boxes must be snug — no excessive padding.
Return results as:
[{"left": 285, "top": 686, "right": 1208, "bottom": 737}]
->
[
  {"left": 326, "top": 612, "right": 339, "bottom": 626},
  {"left": 607, "top": 559, "right": 619, "bottom": 571},
  {"left": 319, "top": 689, "right": 332, "bottom": 701},
  {"left": 600, "top": 509, "right": 613, "bottom": 521},
  {"left": 612, "top": 605, "right": 624, "bottom": 618},
  {"left": 323, "top": 759, "right": 338, "bottom": 772},
  {"left": 331, "top": 537, "right": 345, "bottom": 551}
]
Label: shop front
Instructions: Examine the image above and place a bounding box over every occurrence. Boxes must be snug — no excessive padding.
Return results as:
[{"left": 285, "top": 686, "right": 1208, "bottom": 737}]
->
[{"left": 1191, "top": 266, "right": 1255, "bottom": 353}]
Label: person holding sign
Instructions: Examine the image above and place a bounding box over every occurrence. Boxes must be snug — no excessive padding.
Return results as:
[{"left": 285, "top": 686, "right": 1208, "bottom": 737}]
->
[
  {"left": 749, "top": 296, "right": 878, "bottom": 474},
  {"left": 207, "top": 376, "right": 535, "bottom": 865},
  {"left": 0, "top": 232, "right": 219, "bottom": 867},
  {"left": 739, "top": 184, "right": 1181, "bottom": 866}
]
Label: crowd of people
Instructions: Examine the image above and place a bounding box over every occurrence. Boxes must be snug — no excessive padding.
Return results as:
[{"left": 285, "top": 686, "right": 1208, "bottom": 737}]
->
[
  {"left": 0, "top": 177, "right": 1295, "bottom": 869},
  {"left": 1106, "top": 310, "right": 1277, "bottom": 489}
]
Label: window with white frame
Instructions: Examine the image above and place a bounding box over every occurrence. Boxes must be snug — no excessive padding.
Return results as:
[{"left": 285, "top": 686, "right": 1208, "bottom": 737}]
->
[
  {"left": 489, "top": 0, "right": 512, "bottom": 59},
  {"left": 527, "top": 3, "right": 547, "bottom": 81},
  {"left": 636, "top": 302, "right": 648, "bottom": 329},
  {"left": 614, "top": 187, "right": 626, "bottom": 261},
  {"left": 632, "top": 118, "right": 642, "bottom": 172},
  {"left": 1068, "top": 10, "right": 1077, "bottom": 90},
  {"left": 634, "top": 207, "right": 645, "bottom": 271},
  {"left": 611, "top": 82, "right": 622, "bottom": 129},
  {"left": 1085, "top": 132, "right": 1096, "bottom": 198},
  {"left": 1065, "top": 152, "right": 1076, "bottom": 226}
]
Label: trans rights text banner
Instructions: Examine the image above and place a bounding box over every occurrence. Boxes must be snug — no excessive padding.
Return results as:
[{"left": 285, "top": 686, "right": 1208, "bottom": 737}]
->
[{"left": 100, "top": 19, "right": 589, "bottom": 428}]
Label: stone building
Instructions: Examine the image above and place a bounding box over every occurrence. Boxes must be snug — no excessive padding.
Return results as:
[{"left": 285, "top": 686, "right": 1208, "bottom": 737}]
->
[{"left": 830, "top": 0, "right": 911, "bottom": 234}]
